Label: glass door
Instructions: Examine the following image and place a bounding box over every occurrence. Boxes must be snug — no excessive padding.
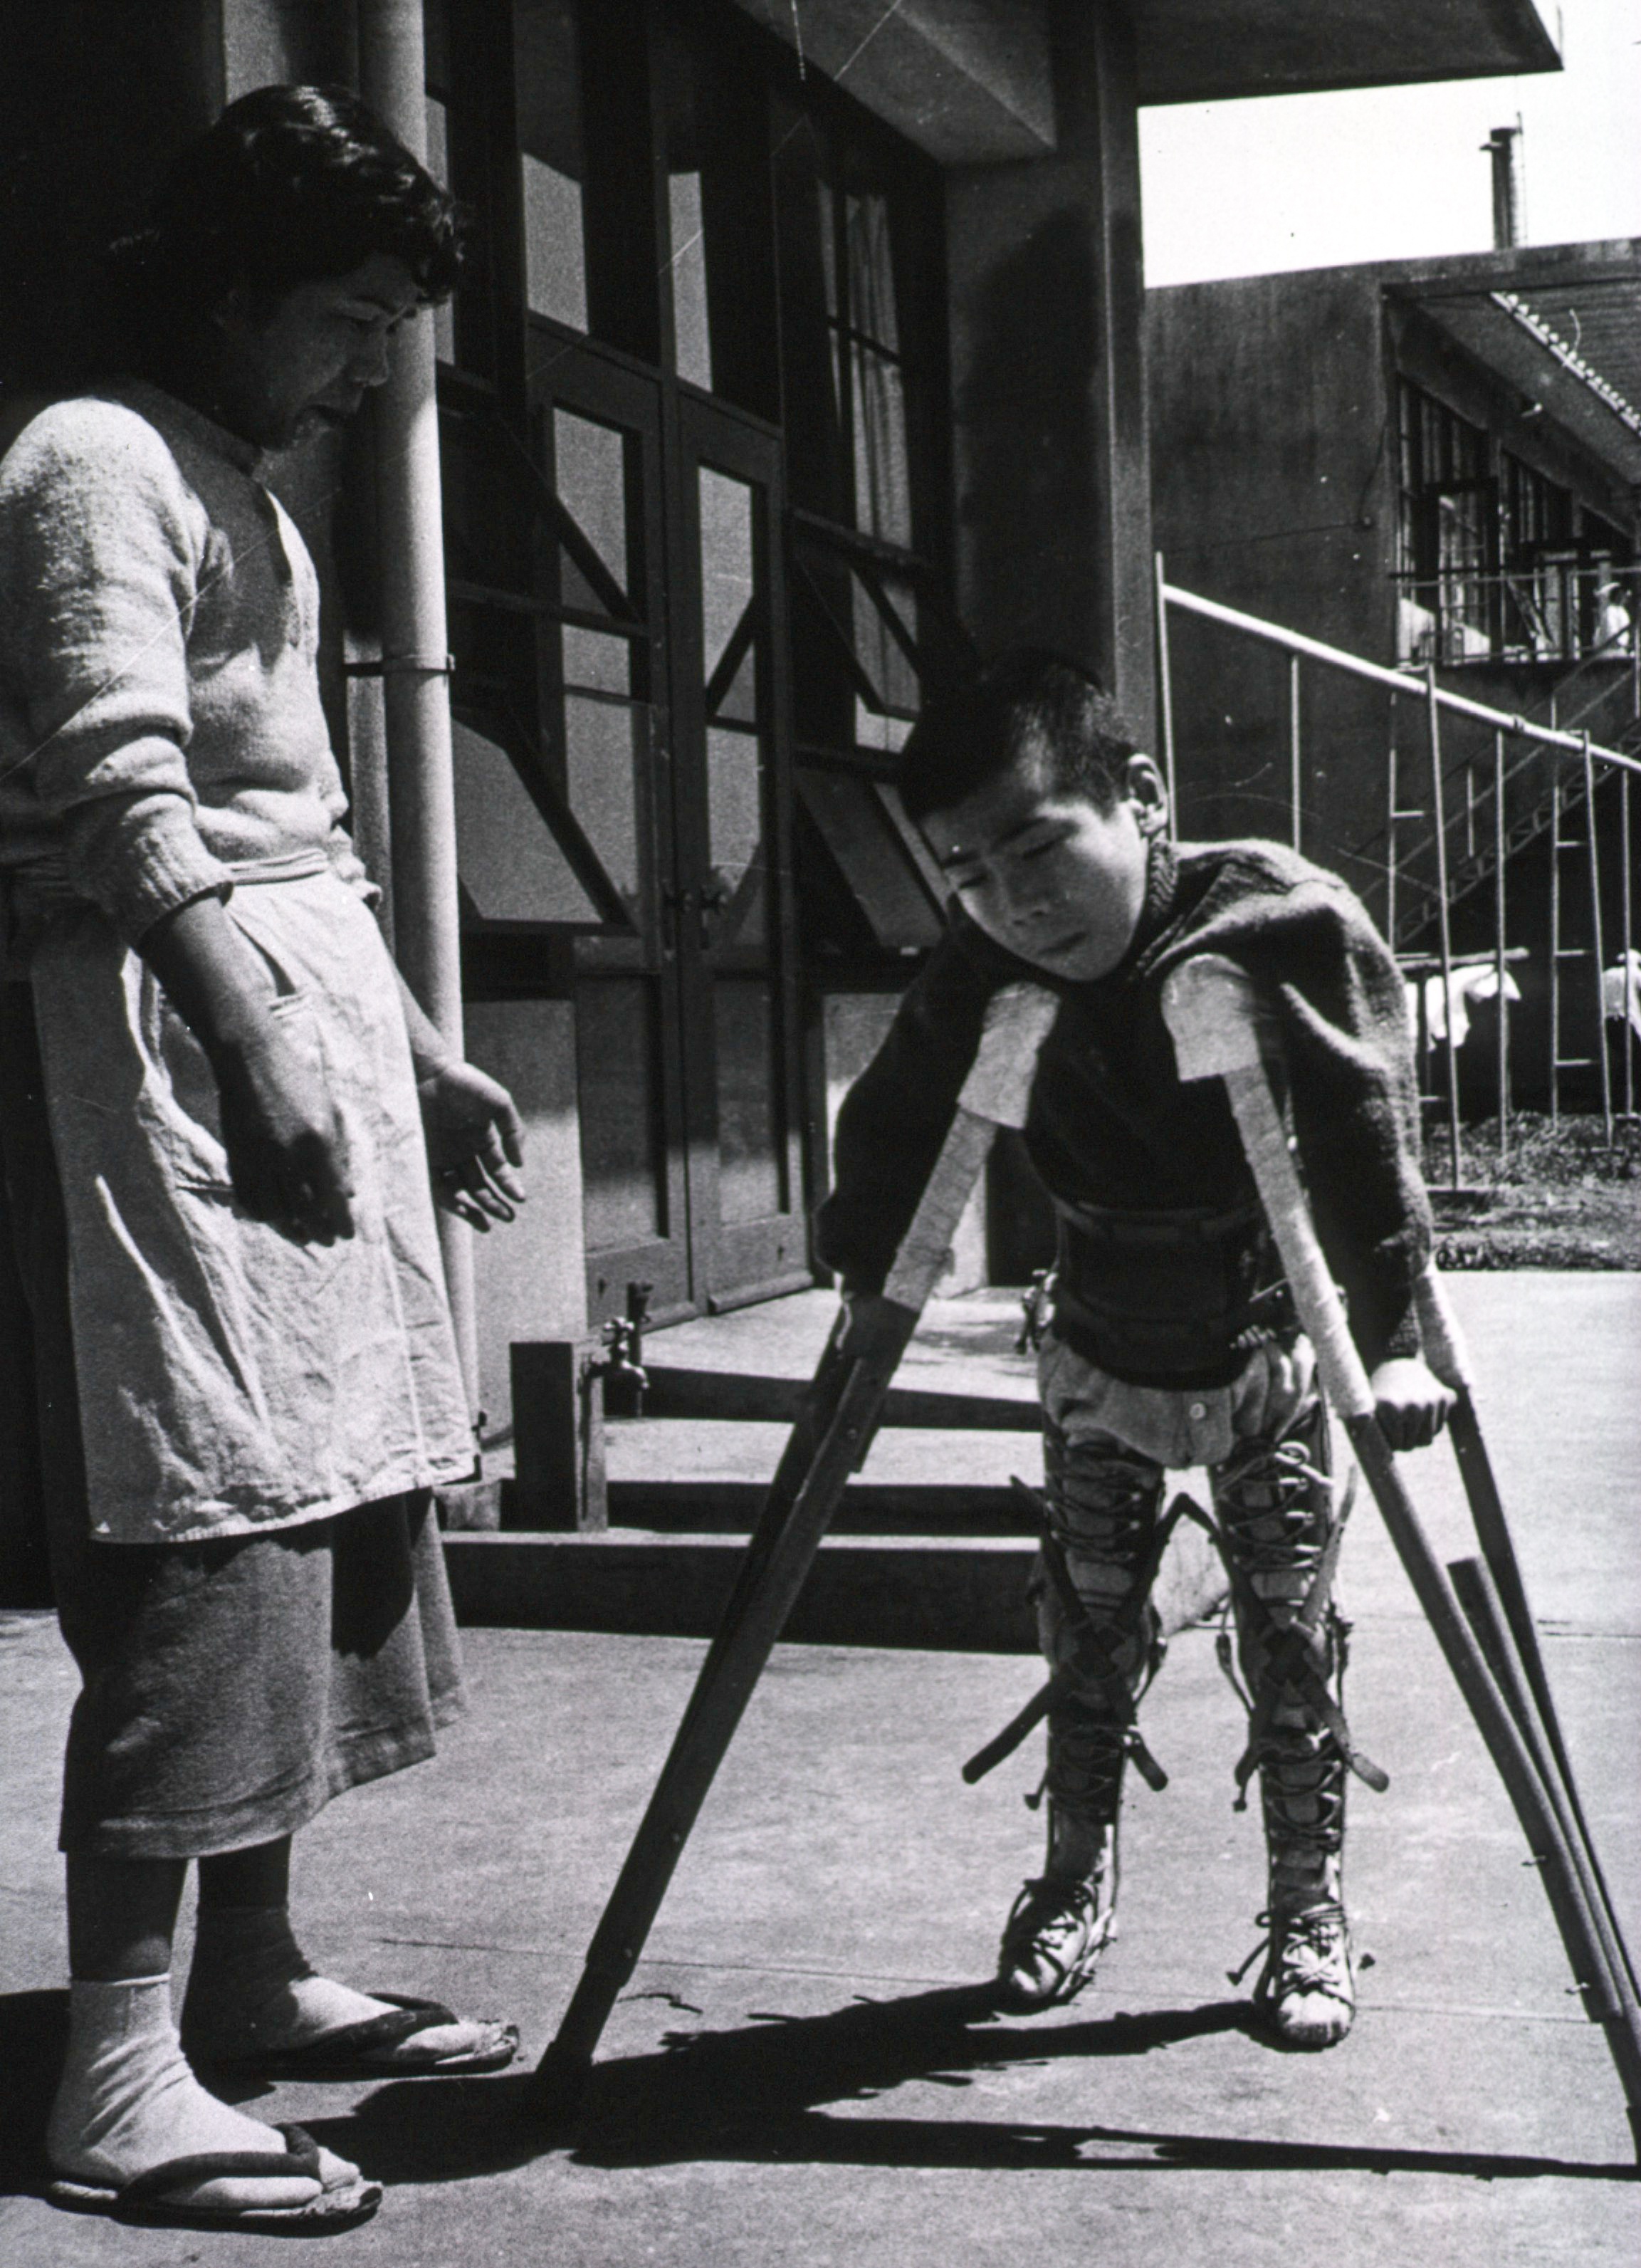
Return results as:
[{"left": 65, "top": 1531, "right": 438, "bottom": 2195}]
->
[
  {"left": 526, "top": 346, "right": 804, "bottom": 1323},
  {"left": 527, "top": 342, "right": 693, "bottom": 1320},
  {"left": 669, "top": 397, "right": 806, "bottom": 1311}
]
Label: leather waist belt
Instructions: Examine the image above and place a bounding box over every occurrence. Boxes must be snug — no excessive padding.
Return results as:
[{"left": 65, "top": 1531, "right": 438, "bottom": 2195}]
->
[{"left": 1050, "top": 1196, "right": 1294, "bottom": 1384}]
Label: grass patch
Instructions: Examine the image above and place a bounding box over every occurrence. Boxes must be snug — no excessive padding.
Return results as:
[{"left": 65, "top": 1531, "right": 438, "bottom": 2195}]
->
[{"left": 1422, "top": 1111, "right": 1640, "bottom": 1269}]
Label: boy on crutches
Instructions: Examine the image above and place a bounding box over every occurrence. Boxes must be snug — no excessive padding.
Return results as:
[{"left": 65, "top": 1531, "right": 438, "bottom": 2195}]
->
[{"left": 817, "top": 650, "right": 1453, "bottom": 2049}]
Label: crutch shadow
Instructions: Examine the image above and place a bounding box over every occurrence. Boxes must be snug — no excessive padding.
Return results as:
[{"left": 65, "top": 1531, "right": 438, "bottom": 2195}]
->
[{"left": 308, "top": 1982, "right": 1638, "bottom": 2188}]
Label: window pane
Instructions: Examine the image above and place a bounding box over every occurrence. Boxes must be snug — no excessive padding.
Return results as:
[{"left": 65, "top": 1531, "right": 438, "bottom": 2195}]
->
[
  {"left": 577, "top": 977, "right": 663, "bottom": 1246},
  {"left": 850, "top": 343, "right": 911, "bottom": 547},
  {"left": 706, "top": 725, "right": 762, "bottom": 900},
  {"left": 851, "top": 568, "right": 919, "bottom": 722},
  {"left": 565, "top": 695, "right": 642, "bottom": 906},
  {"left": 795, "top": 769, "right": 940, "bottom": 950},
  {"left": 845, "top": 192, "right": 899, "bottom": 352},
  {"left": 523, "top": 157, "right": 588, "bottom": 330},
  {"left": 669, "top": 170, "right": 712, "bottom": 391},
  {"left": 562, "top": 625, "right": 631, "bottom": 697},
  {"left": 516, "top": 0, "right": 589, "bottom": 333},
  {"left": 698, "top": 467, "right": 755, "bottom": 677},
  {"left": 553, "top": 409, "right": 630, "bottom": 599},
  {"left": 712, "top": 643, "right": 757, "bottom": 726},
  {"left": 817, "top": 178, "right": 839, "bottom": 320},
  {"left": 452, "top": 722, "right": 599, "bottom": 925},
  {"left": 713, "top": 978, "right": 782, "bottom": 1223}
]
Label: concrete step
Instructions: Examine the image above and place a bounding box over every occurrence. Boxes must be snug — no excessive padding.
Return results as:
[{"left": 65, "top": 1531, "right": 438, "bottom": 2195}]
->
[
  {"left": 441, "top": 1517, "right": 1226, "bottom": 1653},
  {"left": 634, "top": 1363, "right": 1039, "bottom": 1431},
  {"left": 604, "top": 1478, "right": 1032, "bottom": 1535}
]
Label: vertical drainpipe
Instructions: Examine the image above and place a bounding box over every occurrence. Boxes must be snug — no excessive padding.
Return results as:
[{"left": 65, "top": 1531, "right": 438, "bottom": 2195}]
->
[{"left": 356, "top": 0, "right": 477, "bottom": 1409}]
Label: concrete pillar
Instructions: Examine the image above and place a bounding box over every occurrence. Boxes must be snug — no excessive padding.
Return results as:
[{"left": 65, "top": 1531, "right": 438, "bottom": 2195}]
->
[{"left": 946, "top": 0, "right": 1154, "bottom": 741}]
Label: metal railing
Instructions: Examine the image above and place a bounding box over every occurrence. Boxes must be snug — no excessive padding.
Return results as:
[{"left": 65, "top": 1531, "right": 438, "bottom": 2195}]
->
[{"left": 1155, "top": 559, "right": 1641, "bottom": 1188}]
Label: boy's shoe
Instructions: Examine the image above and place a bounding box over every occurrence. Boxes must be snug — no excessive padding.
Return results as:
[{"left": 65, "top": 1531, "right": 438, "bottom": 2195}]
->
[
  {"left": 995, "top": 1875, "right": 1116, "bottom": 2010},
  {"left": 1252, "top": 1898, "right": 1356, "bottom": 2049}
]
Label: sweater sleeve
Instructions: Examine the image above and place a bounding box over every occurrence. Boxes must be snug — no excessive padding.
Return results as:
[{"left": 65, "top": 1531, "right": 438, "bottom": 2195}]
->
[
  {"left": 812, "top": 934, "right": 993, "bottom": 1294},
  {"left": 1238, "top": 876, "right": 1431, "bottom": 1370},
  {"left": 0, "top": 402, "right": 234, "bottom": 941}
]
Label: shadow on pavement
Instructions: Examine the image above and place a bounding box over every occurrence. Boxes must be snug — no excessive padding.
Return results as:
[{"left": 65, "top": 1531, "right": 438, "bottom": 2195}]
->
[{"left": 308, "top": 1982, "right": 1637, "bottom": 2188}]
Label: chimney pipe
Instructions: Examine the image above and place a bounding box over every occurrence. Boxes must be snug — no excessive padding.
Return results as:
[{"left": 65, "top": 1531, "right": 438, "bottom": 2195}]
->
[{"left": 1484, "top": 123, "right": 1523, "bottom": 250}]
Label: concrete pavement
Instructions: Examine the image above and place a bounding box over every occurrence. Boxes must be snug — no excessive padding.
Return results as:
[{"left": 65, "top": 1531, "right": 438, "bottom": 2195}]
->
[{"left": 1, "top": 1273, "right": 1637, "bottom": 2264}]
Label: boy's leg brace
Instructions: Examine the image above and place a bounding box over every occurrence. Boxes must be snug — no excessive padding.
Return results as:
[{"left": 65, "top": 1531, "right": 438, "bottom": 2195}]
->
[
  {"left": 1210, "top": 1390, "right": 1353, "bottom": 1903},
  {"left": 1037, "top": 1415, "right": 1170, "bottom": 1844}
]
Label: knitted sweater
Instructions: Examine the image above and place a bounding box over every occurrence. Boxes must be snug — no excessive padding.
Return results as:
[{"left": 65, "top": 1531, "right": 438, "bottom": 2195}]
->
[
  {"left": 0, "top": 383, "right": 372, "bottom": 951},
  {"left": 816, "top": 837, "right": 1432, "bottom": 1378}
]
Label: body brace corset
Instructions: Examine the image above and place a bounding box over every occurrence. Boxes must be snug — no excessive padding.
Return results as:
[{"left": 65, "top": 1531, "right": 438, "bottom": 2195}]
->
[{"left": 1049, "top": 1196, "right": 1295, "bottom": 1385}]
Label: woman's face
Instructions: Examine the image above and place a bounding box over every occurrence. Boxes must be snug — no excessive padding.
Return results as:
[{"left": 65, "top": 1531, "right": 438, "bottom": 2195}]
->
[{"left": 206, "top": 254, "right": 424, "bottom": 450}]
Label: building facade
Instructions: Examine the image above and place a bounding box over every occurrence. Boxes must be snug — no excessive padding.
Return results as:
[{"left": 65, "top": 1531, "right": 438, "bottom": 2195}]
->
[
  {"left": 1150, "top": 239, "right": 1641, "bottom": 1110},
  {"left": 0, "top": 0, "right": 1562, "bottom": 1490}
]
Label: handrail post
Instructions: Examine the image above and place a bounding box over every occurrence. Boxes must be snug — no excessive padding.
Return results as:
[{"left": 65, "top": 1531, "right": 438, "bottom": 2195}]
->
[
  {"left": 1385, "top": 719, "right": 1399, "bottom": 947},
  {"left": 1494, "top": 728, "right": 1509, "bottom": 1165},
  {"left": 1425, "top": 664, "right": 1462, "bottom": 1190},
  {"left": 1583, "top": 734, "right": 1615, "bottom": 1149},
  {"left": 1549, "top": 767, "right": 1563, "bottom": 1125},
  {"left": 1622, "top": 768, "right": 1635, "bottom": 1123},
  {"left": 1288, "top": 654, "right": 1302, "bottom": 852},
  {"left": 1153, "top": 551, "right": 1178, "bottom": 838}
]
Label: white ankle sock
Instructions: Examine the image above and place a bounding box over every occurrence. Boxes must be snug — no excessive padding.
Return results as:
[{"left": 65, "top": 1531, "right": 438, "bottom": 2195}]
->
[{"left": 47, "top": 1974, "right": 328, "bottom": 2207}]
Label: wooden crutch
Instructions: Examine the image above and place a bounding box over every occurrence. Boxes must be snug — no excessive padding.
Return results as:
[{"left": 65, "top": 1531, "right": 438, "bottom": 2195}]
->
[
  {"left": 530, "top": 981, "right": 1061, "bottom": 2123},
  {"left": 1413, "top": 1265, "right": 1639, "bottom": 2002},
  {"left": 1160, "top": 952, "right": 1641, "bottom": 2154}
]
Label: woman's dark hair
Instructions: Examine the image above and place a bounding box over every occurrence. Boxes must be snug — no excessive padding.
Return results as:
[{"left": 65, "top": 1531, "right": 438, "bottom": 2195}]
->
[
  {"left": 896, "top": 648, "right": 1143, "bottom": 824},
  {"left": 108, "top": 84, "right": 459, "bottom": 357}
]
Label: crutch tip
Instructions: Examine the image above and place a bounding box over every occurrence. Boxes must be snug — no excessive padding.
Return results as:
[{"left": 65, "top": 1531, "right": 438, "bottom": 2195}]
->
[{"left": 526, "top": 2042, "right": 594, "bottom": 2130}]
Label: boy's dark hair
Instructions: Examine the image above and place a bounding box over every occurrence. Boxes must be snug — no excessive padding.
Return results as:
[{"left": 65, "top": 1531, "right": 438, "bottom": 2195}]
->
[
  {"left": 108, "top": 84, "right": 460, "bottom": 357},
  {"left": 896, "top": 649, "right": 1144, "bottom": 825}
]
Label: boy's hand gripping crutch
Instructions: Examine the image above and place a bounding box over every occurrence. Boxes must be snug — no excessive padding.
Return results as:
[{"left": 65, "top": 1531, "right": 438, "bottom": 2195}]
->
[
  {"left": 530, "top": 982, "right": 1061, "bottom": 2123},
  {"left": 1161, "top": 953, "right": 1641, "bottom": 2154}
]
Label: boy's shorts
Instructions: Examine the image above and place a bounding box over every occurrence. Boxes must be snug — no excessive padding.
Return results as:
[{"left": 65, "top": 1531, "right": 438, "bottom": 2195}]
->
[{"left": 1038, "top": 1327, "right": 1319, "bottom": 1470}]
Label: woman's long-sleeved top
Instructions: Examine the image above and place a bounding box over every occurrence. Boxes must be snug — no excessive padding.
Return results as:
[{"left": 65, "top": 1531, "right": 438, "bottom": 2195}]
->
[{"left": 0, "top": 382, "right": 372, "bottom": 954}]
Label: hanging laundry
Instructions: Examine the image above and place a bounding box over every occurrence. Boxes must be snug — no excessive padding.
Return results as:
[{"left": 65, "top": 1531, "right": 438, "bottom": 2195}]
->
[
  {"left": 1421, "top": 963, "right": 1522, "bottom": 1051},
  {"left": 1602, "top": 950, "right": 1641, "bottom": 1039}
]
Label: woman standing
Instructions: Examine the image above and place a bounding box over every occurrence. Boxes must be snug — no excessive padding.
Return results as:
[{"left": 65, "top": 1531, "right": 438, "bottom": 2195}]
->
[{"left": 0, "top": 87, "right": 526, "bottom": 2233}]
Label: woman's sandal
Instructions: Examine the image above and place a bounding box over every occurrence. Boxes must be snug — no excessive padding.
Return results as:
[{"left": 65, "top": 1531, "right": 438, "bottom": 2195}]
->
[
  {"left": 48, "top": 2122, "right": 382, "bottom": 2232},
  {"left": 188, "top": 1992, "right": 520, "bottom": 2079}
]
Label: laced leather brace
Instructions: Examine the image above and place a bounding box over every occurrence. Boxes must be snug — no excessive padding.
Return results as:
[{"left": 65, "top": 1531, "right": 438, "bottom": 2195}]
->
[
  {"left": 1205, "top": 1438, "right": 1389, "bottom": 1827},
  {"left": 1023, "top": 1473, "right": 1180, "bottom": 1813}
]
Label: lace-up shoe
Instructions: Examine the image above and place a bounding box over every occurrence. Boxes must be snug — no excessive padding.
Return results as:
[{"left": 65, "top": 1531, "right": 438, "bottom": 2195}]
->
[
  {"left": 995, "top": 1876, "right": 1116, "bottom": 2010},
  {"left": 1253, "top": 1900, "right": 1356, "bottom": 2048}
]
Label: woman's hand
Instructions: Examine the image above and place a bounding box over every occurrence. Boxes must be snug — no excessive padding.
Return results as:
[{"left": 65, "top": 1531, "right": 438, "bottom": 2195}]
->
[
  {"left": 214, "top": 1016, "right": 355, "bottom": 1243},
  {"left": 418, "top": 1061, "right": 526, "bottom": 1230},
  {"left": 141, "top": 895, "right": 354, "bottom": 1244}
]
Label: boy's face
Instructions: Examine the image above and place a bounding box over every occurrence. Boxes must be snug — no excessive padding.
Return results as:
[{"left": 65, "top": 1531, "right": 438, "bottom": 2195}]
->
[{"left": 921, "top": 753, "right": 1168, "bottom": 982}]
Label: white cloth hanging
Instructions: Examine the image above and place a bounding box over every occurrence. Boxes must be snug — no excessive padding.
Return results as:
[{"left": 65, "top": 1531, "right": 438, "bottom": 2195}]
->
[
  {"left": 1417, "top": 963, "right": 1522, "bottom": 1052},
  {"left": 1602, "top": 950, "right": 1641, "bottom": 1038}
]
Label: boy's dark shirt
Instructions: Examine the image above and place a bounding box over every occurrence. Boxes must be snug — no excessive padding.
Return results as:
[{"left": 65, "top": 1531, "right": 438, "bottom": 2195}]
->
[{"left": 816, "top": 837, "right": 1431, "bottom": 1380}]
